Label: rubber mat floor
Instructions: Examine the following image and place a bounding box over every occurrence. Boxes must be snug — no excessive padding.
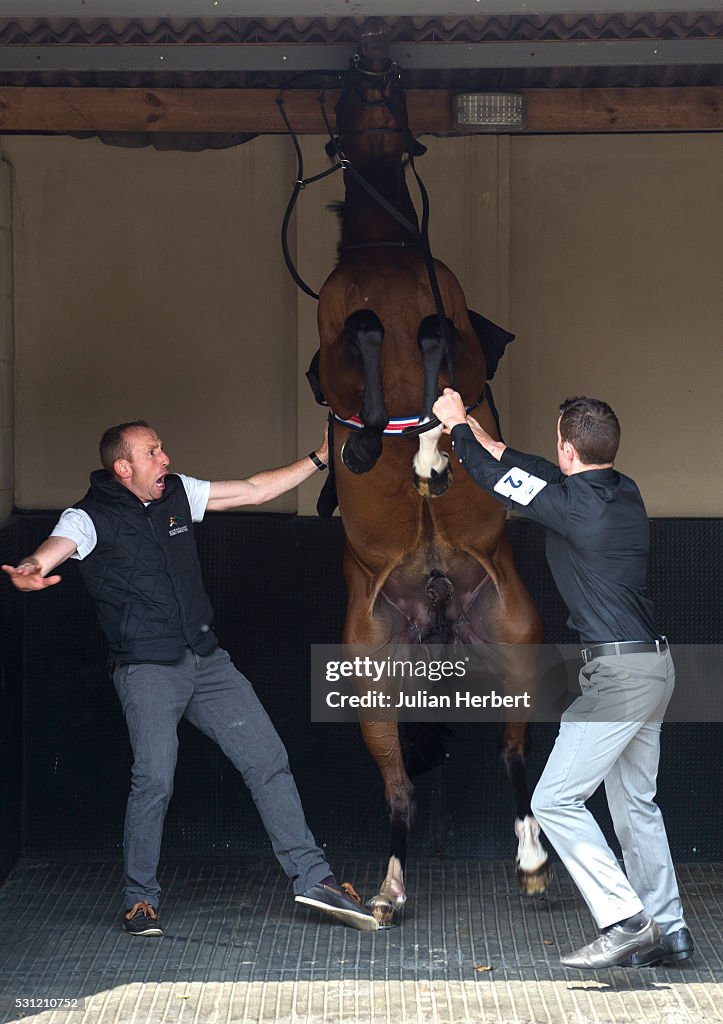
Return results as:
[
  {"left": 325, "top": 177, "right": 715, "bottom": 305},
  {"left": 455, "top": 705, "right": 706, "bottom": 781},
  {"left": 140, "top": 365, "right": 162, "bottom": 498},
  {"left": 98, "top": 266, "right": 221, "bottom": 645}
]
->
[{"left": 0, "top": 858, "right": 720, "bottom": 1024}]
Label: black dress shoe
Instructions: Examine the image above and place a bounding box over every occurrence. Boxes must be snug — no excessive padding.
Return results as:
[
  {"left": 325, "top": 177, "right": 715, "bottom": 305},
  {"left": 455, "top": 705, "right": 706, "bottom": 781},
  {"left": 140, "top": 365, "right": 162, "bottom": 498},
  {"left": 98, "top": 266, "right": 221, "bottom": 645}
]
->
[
  {"left": 619, "top": 926, "right": 693, "bottom": 967},
  {"left": 560, "top": 916, "right": 660, "bottom": 969},
  {"left": 295, "top": 881, "right": 379, "bottom": 931}
]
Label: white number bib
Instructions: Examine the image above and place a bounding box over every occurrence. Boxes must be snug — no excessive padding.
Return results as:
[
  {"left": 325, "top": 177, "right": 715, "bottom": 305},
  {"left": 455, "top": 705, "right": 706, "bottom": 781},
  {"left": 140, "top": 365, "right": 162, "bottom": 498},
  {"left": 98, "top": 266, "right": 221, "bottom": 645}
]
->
[{"left": 494, "top": 467, "right": 547, "bottom": 506}]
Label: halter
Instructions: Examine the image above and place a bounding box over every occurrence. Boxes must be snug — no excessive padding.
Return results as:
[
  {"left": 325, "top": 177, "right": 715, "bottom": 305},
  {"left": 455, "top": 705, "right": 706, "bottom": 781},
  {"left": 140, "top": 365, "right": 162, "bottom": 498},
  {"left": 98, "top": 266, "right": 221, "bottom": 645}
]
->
[
  {"left": 330, "top": 57, "right": 408, "bottom": 147},
  {"left": 278, "top": 57, "right": 424, "bottom": 301}
]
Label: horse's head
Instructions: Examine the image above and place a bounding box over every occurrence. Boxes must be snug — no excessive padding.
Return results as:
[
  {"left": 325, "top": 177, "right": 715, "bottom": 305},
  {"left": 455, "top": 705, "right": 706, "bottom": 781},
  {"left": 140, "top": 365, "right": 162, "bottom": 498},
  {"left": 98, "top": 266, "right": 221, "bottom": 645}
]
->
[{"left": 330, "top": 54, "right": 426, "bottom": 169}]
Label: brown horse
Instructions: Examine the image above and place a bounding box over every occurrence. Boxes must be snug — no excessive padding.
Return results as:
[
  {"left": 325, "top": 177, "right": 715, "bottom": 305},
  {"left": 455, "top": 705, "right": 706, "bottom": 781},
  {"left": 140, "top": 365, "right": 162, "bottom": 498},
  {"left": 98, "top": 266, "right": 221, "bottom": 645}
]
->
[{"left": 316, "top": 37, "right": 549, "bottom": 926}]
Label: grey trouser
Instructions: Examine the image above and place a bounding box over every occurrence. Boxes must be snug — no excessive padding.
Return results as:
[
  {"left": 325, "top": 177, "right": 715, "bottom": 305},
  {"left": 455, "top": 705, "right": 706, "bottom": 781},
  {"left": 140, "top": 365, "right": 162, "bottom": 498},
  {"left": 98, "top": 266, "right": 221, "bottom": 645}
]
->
[
  {"left": 531, "top": 649, "right": 686, "bottom": 933},
  {"left": 113, "top": 646, "right": 331, "bottom": 909}
]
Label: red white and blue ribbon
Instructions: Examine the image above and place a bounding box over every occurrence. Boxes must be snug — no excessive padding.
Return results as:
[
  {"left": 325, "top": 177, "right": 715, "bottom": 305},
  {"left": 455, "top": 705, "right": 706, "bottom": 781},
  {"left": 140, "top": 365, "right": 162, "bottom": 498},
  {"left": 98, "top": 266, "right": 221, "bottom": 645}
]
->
[
  {"left": 333, "top": 413, "right": 426, "bottom": 435},
  {"left": 334, "top": 397, "right": 482, "bottom": 436}
]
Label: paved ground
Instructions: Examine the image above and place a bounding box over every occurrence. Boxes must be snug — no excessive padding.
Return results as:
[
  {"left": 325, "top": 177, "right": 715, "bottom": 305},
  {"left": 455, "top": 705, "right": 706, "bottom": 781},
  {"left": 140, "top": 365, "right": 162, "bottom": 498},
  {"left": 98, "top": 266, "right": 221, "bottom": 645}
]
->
[{"left": 0, "top": 857, "right": 720, "bottom": 1024}]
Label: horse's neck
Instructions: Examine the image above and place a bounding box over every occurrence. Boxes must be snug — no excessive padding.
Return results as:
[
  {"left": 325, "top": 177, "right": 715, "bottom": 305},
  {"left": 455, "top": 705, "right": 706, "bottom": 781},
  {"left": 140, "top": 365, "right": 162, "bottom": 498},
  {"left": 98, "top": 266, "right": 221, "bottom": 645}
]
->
[{"left": 342, "top": 168, "right": 419, "bottom": 247}]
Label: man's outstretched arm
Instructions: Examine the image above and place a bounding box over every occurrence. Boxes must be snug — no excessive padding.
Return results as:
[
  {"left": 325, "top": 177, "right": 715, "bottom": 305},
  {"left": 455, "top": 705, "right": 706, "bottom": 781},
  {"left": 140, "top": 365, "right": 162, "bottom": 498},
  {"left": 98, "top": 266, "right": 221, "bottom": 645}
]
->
[
  {"left": 206, "top": 427, "right": 328, "bottom": 512},
  {"left": 2, "top": 535, "right": 78, "bottom": 591}
]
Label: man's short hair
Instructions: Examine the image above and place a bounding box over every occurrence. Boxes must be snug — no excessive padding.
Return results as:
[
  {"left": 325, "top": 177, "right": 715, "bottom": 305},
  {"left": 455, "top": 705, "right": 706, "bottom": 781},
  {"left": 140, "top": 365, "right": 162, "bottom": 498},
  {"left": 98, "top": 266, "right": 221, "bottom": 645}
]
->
[
  {"left": 99, "top": 420, "right": 150, "bottom": 474},
  {"left": 558, "top": 397, "right": 620, "bottom": 465}
]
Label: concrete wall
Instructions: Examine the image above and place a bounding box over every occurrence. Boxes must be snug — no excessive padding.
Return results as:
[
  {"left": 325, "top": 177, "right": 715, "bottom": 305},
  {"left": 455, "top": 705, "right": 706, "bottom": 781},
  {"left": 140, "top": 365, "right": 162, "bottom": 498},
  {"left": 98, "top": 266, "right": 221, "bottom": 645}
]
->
[
  {"left": 508, "top": 134, "right": 723, "bottom": 515},
  {"left": 3, "top": 135, "right": 304, "bottom": 513},
  {"left": 0, "top": 160, "right": 13, "bottom": 523},
  {"left": 1, "top": 130, "right": 721, "bottom": 517}
]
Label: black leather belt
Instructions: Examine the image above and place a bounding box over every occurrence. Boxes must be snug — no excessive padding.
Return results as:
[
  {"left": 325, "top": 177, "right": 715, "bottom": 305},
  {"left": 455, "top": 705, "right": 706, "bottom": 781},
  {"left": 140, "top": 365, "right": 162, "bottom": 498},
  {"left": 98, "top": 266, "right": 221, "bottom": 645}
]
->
[{"left": 581, "top": 637, "right": 668, "bottom": 664}]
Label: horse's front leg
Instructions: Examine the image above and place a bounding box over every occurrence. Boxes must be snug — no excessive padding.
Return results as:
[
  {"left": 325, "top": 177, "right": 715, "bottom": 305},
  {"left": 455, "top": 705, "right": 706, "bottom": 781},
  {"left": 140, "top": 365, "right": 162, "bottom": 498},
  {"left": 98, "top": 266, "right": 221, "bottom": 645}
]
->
[
  {"left": 412, "top": 315, "right": 453, "bottom": 497},
  {"left": 340, "top": 309, "right": 388, "bottom": 474},
  {"left": 359, "top": 718, "right": 413, "bottom": 928},
  {"left": 413, "top": 423, "right": 451, "bottom": 498}
]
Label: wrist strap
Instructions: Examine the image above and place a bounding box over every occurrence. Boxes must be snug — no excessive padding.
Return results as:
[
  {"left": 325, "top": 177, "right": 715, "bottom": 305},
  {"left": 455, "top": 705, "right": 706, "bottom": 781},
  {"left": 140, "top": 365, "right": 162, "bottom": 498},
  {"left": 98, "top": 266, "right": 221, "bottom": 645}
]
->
[{"left": 308, "top": 451, "right": 327, "bottom": 471}]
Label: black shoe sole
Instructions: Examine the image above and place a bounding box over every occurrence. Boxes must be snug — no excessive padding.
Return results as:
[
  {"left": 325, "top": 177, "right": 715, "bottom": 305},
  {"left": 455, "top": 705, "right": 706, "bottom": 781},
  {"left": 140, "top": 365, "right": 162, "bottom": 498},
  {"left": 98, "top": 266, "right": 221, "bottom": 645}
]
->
[
  {"left": 626, "top": 949, "right": 693, "bottom": 967},
  {"left": 124, "top": 926, "right": 163, "bottom": 937}
]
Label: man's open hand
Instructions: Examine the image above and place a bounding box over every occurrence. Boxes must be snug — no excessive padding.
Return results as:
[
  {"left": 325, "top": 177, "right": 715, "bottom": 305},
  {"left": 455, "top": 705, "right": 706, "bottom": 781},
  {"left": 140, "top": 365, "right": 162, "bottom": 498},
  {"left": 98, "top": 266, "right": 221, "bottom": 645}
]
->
[{"left": 2, "top": 560, "right": 61, "bottom": 591}]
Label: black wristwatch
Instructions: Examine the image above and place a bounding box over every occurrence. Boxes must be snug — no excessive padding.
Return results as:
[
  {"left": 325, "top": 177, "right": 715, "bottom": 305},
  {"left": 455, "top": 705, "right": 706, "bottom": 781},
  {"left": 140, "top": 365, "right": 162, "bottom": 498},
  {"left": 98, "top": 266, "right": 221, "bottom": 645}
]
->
[{"left": 308, "top": 451, "right": 327, "bottom": 471}]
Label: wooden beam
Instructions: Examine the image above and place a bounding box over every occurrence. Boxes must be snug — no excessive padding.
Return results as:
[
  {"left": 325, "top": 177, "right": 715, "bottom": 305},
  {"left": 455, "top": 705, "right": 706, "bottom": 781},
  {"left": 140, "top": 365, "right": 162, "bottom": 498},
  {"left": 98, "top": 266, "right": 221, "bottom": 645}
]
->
[
  {"left": 0, "top": 87, "right": 720, "bottom": 134},
  {"left": 524, "top": 88, "right": 723, "bottom": 133}
]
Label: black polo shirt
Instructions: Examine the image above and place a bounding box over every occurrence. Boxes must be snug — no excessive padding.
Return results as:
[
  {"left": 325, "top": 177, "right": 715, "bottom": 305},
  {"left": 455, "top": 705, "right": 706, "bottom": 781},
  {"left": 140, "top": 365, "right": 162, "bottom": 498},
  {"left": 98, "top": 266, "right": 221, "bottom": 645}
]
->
[{"left": 450, "top": 423, "right": 661, "bottom": 644}]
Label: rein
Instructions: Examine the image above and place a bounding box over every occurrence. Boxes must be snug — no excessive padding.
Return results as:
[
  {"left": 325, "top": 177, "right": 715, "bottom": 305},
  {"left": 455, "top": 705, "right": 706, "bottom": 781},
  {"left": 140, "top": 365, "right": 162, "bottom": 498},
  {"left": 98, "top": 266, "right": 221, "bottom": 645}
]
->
[
  {"left": 341, "top": 240, "right": 420, "bottom": 252},
  {"left": 277, "top": 89, "right": 344, "bottom": 301}
]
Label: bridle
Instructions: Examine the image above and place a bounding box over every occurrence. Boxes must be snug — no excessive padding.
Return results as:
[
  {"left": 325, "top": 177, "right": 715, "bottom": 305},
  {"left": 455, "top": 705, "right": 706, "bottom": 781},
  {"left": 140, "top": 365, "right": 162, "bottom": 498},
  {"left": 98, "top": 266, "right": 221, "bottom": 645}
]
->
[
  {"left": 279, "top": 57, "right": 471, "bottom": 435},
  {"left": 330, "top": 57, "right": 409, "bottom": 146}
]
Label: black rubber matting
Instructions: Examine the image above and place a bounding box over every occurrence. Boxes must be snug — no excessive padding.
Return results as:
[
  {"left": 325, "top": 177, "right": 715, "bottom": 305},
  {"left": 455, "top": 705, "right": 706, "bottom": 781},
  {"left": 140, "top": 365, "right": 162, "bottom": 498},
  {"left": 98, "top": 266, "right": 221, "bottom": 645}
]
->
[{"left": 0, "top": 857, "right": 720, "bottom": 1024}]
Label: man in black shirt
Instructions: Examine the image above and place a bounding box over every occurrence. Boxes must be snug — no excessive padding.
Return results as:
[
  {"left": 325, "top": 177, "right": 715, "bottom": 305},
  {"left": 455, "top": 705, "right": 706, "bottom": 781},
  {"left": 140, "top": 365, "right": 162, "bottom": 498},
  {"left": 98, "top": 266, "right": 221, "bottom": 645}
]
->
[{"left": 433, "top": 390, "right": 691, "bottom": 970}]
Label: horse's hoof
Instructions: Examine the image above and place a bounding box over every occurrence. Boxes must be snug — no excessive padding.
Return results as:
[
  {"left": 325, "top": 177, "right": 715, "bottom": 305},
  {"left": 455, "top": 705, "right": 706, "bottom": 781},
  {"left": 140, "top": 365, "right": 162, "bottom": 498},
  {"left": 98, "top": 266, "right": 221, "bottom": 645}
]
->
[
  {"left": 341, "top": 439, "right": 379, "bottom": 475},
  {"left": 516, "top": 860, "right": 552, "bottom": 896},
  {"left": 412, "top": 463, "right": 451, "bottom": 498},
  {"left": 367, "top": 895, "right": 402, "bottom": 929}
]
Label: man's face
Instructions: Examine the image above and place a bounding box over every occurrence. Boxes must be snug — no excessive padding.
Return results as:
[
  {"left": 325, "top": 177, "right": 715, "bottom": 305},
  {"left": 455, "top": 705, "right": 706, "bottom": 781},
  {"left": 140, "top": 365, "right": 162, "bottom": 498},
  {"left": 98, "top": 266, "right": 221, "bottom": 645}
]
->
[{"left": 115, "top": 427, "right": 170, "bottom": 502}]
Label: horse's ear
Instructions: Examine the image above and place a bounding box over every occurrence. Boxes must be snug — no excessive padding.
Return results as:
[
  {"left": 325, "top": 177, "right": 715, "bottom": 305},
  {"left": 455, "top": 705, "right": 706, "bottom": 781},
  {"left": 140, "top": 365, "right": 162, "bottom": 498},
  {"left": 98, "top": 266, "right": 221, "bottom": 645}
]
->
[{"left": 411, "top": 138, "right": 427, "bottom": 157}]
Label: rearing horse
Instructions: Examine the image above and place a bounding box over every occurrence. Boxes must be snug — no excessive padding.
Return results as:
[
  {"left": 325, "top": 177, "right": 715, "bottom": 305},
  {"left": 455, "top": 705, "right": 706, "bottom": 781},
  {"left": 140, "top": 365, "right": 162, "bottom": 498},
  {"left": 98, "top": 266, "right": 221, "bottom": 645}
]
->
[{"left": 316, "top": 40, "right": 549, "bottom": 927}]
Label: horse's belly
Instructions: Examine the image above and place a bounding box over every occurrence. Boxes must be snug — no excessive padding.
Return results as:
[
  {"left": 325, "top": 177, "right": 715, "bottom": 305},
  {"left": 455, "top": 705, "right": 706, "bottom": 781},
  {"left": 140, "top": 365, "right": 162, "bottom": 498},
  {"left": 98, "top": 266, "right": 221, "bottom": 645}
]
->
[
  {"left": 333, "top": 426, "right": 535, "bottom": 642},
  {"left": 373, "top": 549, "right": 497, "bottom": 643},
  {"left": 336, "top": 438, "right": 505, "bottom": 565}
]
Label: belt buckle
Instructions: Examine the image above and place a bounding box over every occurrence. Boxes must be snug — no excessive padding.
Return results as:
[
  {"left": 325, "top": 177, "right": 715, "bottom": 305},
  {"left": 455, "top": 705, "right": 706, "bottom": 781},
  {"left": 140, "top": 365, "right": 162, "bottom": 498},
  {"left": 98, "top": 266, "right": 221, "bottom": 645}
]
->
[{"left": 581, "top": 648, "right": 590, "bottom": 664}]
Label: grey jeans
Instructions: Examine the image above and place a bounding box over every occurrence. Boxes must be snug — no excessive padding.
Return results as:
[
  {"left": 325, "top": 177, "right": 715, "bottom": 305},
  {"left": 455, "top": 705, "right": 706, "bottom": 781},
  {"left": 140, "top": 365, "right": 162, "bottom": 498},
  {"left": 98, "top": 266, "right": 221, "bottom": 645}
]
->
[
  {"left": 531, "top": 649, "right": 686, "bottom": 933},
  {"left": 113, "top": 646, "right": 331, "bottom": 910}
]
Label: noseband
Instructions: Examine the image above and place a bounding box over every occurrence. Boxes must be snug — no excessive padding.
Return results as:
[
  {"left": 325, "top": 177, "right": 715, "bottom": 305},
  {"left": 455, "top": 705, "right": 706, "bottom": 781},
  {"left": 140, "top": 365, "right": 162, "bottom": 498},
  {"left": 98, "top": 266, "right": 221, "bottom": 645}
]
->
[{"left": 330, "top": 60, "right": 410, "bottom": 152}]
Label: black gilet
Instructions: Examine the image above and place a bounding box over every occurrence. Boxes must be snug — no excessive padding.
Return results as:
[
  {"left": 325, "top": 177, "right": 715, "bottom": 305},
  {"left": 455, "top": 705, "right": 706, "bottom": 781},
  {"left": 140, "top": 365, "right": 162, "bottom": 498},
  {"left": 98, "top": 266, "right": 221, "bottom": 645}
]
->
[{"left": 75, "top": 470, "right": 217, "bottom": 665}]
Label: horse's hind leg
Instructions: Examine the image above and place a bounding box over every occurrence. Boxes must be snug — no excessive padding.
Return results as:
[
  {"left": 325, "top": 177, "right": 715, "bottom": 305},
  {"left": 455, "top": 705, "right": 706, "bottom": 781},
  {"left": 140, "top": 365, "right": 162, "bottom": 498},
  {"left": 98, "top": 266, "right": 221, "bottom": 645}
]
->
[
  {"left": 454, "top": 543, "right": 551, "bottom": 895},
  {"left": 494, "top": 636, "right": 551, "bottom": 895},
  {"left": 360, "top": 719, "right": 414, "bottom": 928},
  {"left": 340, "top": 309, "right": 388, "bottom": 474},
  {"left": 344, "top": 566, "right": 414, "bottom": 928},
  {"left": 501, "top": 720, "right": 551, "bottom": 894}
]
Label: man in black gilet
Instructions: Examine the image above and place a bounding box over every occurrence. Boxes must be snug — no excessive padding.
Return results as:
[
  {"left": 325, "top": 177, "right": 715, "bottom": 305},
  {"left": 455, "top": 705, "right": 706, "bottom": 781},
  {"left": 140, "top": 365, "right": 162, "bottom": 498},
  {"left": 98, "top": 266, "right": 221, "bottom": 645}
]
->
[{"left": 4, "top": 420, "right": 377, "bottom": 936}]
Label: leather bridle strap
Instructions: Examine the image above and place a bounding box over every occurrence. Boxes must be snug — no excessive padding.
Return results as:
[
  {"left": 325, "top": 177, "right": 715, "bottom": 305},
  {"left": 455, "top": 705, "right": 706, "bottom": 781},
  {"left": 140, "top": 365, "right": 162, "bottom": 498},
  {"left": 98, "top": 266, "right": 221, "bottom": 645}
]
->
[
  {"left": 277, "top": 92, "right": 344, "bottom": 301},
  {"left": 332, "top": 390, "right": 485, "bottom": 437}
]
